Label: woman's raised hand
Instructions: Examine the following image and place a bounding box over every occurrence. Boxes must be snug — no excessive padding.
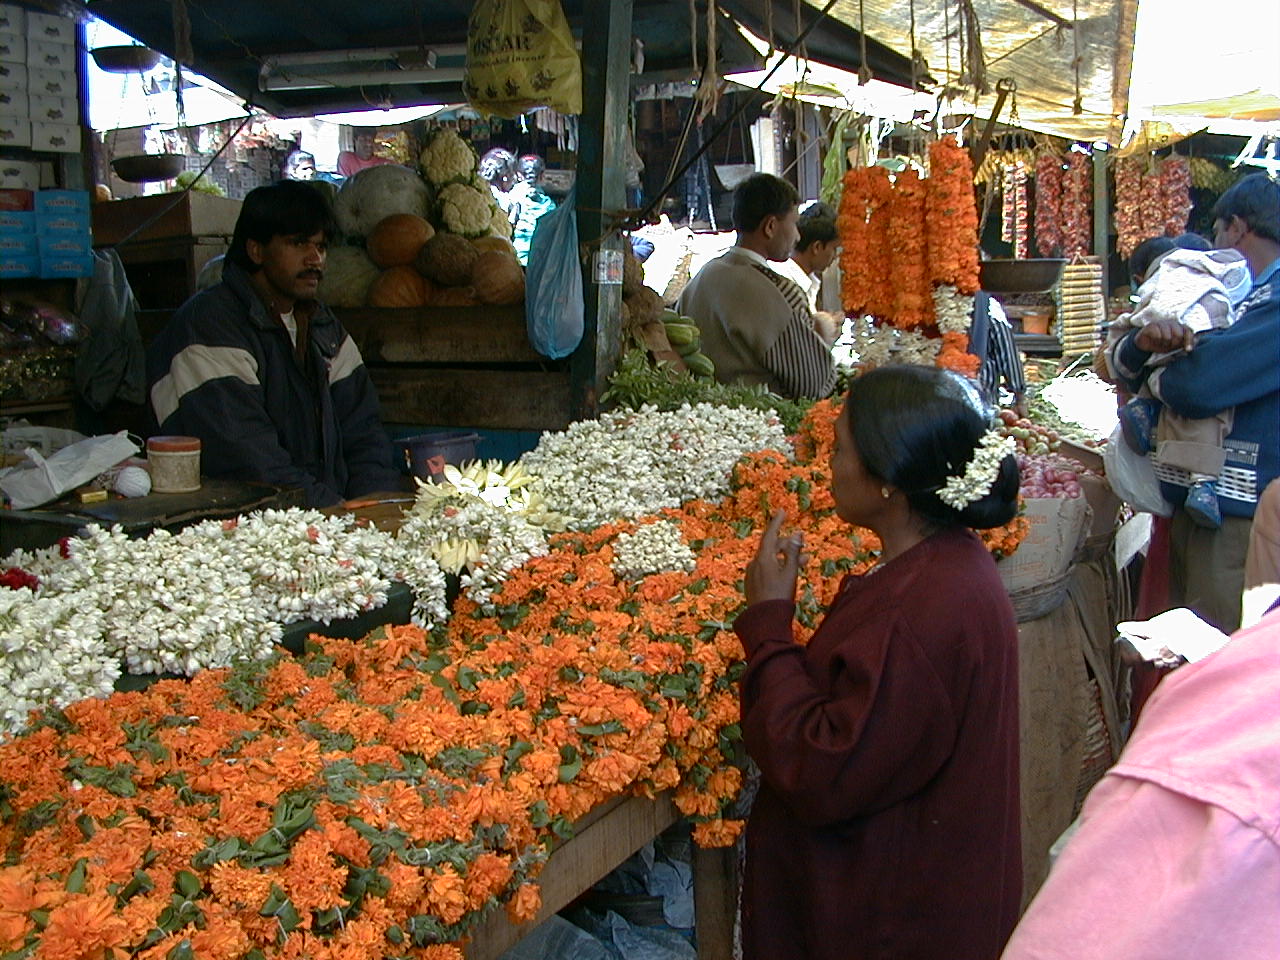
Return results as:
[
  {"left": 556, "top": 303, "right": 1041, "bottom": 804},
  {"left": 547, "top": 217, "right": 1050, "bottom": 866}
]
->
[{"left": 745, "top": 509, "right": 806, "bottom": 606}]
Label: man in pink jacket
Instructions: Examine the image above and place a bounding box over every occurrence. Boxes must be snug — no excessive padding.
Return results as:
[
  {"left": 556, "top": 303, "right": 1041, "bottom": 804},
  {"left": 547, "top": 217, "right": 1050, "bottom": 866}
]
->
[{"left": 1002, "top": 605, "right": 1280, "bottom": 959}]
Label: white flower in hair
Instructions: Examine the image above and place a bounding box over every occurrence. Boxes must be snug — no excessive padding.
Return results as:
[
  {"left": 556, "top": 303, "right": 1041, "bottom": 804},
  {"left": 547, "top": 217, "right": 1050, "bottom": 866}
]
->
[{"left": 937, "top": 428, "right": 1016, "bottom": 510}]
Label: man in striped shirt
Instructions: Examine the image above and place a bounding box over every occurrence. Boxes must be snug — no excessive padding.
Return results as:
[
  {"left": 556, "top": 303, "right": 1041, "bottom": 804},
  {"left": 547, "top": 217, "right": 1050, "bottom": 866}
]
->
[
  {"left": 676, "top": 174, "right": 836, "bottom": 400},
  {"left": 972, "top": 292, "right": 1027, "bottom": 415}
]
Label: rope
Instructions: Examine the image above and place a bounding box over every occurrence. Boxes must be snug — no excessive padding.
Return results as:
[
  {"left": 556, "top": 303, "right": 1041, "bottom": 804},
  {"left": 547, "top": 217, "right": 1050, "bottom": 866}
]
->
[
  {"left": 689, "top": 0, "right": 699, "bottom": 77},
  {"left": 1071, "top": 0, "right": 1083, "bottom": 114},
  {"left": 857, "top": 0, "right": 871, "bottom": 84}
]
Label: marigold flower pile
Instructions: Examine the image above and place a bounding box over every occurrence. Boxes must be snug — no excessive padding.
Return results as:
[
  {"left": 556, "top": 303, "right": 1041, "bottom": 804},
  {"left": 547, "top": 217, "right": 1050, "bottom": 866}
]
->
[
  {"left": 836, "top": 136, "right": 984, "bottom": 376},
  {"left": 0, "top": 401, "right": 1028, "bottom": 957}
]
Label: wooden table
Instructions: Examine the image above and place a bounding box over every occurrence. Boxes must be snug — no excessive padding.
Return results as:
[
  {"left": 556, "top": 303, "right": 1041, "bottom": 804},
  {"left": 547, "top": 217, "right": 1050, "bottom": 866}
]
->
[
  {"left": 0, "top": 478, "right": 305, "bottom": 553},
  {"left": 463, "top": 793, "right": 735, "bottom": 960}
]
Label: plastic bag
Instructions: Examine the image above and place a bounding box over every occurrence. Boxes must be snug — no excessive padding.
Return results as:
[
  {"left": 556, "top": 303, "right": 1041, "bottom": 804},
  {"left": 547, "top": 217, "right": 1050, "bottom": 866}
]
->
[
  {"left": 1102, "top": 425, "right": 1172, "bottom": 517},
  {"left": 465, "top": 0, "right": 582, "bottom": 118},
  {"left": 524, "top": 187, "right": 583, "bottom": 359},
  {"left": 0, "top": 430, "right": 140, "bottom": 510}
]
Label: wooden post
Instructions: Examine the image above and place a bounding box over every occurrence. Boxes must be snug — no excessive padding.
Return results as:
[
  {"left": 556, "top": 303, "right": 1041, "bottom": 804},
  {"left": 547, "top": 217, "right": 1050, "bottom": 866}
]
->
[
  {"left": 570, "top": 0, "right": 632, "bottom": 419},
  {"left": 1092, "top": 145, "right": 1109, "bottom": 296}
]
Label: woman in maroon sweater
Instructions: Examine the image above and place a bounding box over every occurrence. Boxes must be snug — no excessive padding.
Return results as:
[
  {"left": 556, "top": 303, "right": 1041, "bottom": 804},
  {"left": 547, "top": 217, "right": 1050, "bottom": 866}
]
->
[{"left": 737, "top": 365, "right": 1023, "bottom": 960}]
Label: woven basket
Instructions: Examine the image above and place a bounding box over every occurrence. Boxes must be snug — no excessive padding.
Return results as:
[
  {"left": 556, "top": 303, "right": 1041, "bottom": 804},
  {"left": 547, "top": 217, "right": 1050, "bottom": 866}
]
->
[
  {"left": 1073, "top": 676, "right": 1114, "bottom": 818},
  {"left": 1007, "top": 564, "right": 1075, "bottom": 622}
]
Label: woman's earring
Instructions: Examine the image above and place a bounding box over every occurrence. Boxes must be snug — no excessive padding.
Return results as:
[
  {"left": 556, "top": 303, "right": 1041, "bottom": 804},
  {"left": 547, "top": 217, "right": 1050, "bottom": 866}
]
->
[{"left": 881, "top": 486, "right": 892, "bottom": 499}]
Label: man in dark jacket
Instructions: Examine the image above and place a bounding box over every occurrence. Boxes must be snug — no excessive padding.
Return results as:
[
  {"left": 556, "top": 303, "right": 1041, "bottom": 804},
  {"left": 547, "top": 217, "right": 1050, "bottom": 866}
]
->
[{"left": 147, "top": 180, "right": 399, "bottom": 507}]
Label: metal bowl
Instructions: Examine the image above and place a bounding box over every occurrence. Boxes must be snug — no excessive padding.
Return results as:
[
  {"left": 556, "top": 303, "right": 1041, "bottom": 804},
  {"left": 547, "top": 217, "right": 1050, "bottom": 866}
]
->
[
  {"left": 91, "top": 45, "right": 161, "bottom": 73},
  {"left": 111, "top": 154, "right": 187, "bottom": 183},
  {"left": 979, "top": 258, "right": 1066, "bottom": 293}
]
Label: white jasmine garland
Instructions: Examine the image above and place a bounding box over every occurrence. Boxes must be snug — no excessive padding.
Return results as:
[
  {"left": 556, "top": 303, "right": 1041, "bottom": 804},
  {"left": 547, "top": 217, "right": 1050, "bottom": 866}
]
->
[
  {"left": 521, "top": 403, "right": 789, "bottom": 530},
  {"left": 0, "top": 587, "right": 116, "bottom": 736},
  {"left": 932, "top": 285, "right": 975, "bottom": 335},
  {"left": 611, "top": 520, "right": 696, "bottom": 581},
  {"left": 938, "top": 428, "right": 1017, "bottom": 509},
  {"left": 896, "top": 329, "right": 942, "bottom": 366}
]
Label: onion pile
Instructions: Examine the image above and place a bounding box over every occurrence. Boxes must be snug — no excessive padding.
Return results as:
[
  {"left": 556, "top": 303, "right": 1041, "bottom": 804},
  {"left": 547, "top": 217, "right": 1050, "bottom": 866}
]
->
[{"left": 1018, "top": 453, "right": 1084, "bottom": 499}]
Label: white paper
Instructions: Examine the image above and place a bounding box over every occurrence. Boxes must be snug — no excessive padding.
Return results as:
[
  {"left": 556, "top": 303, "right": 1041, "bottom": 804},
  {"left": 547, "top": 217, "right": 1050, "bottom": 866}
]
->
[{"left": 1116, "top": 607, "right": 1230, "bottom": 665}]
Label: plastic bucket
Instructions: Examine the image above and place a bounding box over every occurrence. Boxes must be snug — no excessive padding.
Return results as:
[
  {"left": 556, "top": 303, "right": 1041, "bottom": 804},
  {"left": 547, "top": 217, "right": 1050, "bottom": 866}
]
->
[{"left": 396, "top": 432, "right": 481, "bottom": 481}]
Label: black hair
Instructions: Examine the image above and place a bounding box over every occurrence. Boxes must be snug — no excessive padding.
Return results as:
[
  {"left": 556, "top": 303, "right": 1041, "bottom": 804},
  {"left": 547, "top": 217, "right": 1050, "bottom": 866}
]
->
[
  {"left": 1211, "top": 173, "right": 1280, "bottom": 244},
  {"left": 843, "top": 365, "right": 1019, "bottom": 530},
  {"left": 226, "top": 180, "right": 336, "bottom": 272},
  {"left": 796, "top": 202, "right": 838, "bottom": 251},
  {"left": 732, "top": 173, "right": 798, "bottom": 233},
  {"left": 1129, "top": 232, "right": 1212, "bottom": 284},
  {"left": 282, "top": 149, "right": 315, "bottom": 177}
]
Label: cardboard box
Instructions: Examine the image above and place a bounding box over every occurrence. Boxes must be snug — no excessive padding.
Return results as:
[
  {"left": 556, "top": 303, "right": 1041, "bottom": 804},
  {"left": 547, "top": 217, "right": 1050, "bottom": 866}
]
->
[
  {"left": 25, "top": 11, "right": 75, "bottom": 46},
  {"left": 27, "top": 94, "right": 76, "bottom": 123},
  {"left": 0, "top": 116, "right": 27, "bottom": 149},
  {"left": 38, "top": 232, "right": 90, "bottom": 256},
  {"left": 27, "top": 66, "right": 74, "bottom": 98},
  {"left": 0, "top": 4, "right": 25, "bottom": 33},
  {"left": 36, "top": 209, "right": 90, "bottom": 234},
  {"left": 30, "top": 120, "right": 78, "bottom": 152},
  {"left": 0, "top": 84, "right": 22, "bottom": 115},
  {"left": 0, "top": 159, "right": 37, "bottom": 190},
  {"left": 996, "top": 495, "right": 1091, "bottom": 594},
  {"left": 38, "top": 253, "right": 94, "bottom": 278},
  {"left": 0, "top": 209, "right": 33, "bottom": 233},
  {"left": 0, "top": 253, "right": 36, "bottom": 278},
  {"left": 27, "top": 38, "right": 75, "bottom": 72},
  {"left": 0, "top": 33, "right": 23, "bottom": 64},
  {"left": 0, "top": 231, "right": 35, "bottom": 255},
  {"left": 92, "top": 192, "right": 243, "bottom": 245},
  {"left": 0, "top": 187, "right": 33, "bottom": 210},
  {"left": 35, "top": 188, "right": 89, "bottom": 215}
]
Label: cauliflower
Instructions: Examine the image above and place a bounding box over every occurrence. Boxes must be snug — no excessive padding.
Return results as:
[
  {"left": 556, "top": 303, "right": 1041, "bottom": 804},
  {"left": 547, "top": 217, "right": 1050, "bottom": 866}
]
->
[
  {"left": 437, "top": 183, "right": 494, "bottom": 239},
  {"left": 419, "top": 129, "right": 477, "bottom": 187},
  {"left": 488, "top": 203, "right": 513, "bottom": 238}
]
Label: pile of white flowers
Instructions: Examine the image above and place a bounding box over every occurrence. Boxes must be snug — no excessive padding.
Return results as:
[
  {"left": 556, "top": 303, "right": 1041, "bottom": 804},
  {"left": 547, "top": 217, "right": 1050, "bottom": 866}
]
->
[
  {"left": 0, "top": 586, "right": 114, "bottom": 735},
  {"left": 846, "top": 322, "right": 942, "bottom": 368},
  {"left": 521, "top": 403, "right": 789, "bottom": 530},
  {"left": 0, "top": 508, "right": 452, "bottom": 733},
  {"left": 396, "top": 462, "right": 563, "bottom": 608},
  {"left": 611, "top": 519, "right": 697, "bottom": 581}
]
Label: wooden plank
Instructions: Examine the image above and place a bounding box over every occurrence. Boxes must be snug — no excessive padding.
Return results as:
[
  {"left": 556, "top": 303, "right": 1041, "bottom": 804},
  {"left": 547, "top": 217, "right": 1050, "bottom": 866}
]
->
[
  {"left": 334, "top": 305, "right": 546, "bottom": 364},
  {"left": 693, "top": 844, "right": 738, "bottom": 960},
  {"left": 464, "top": 793, "right": 679, "bottom": 960},
  {"left": 368, "top": 367, "right": 574, "bottom": 432}
]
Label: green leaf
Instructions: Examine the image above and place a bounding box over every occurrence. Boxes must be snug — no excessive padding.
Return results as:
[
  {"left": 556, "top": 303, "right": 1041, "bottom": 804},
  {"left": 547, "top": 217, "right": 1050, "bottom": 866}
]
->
[
  {"left": 175, "top": 870, "right": 202, "bottom": 899},
  {"left": 64, "top": 858, "right": 87, "bottom": 894},
  {"left": 557, "top": 756, "right": 582, "bottom": 783},
  {"left": 502, "top": 740, "right": 534, "bottom": 774},
  {"left": 455, "top": 665, "right": 480, "bottom": 692},
  {"left": 577, "top": 720, "right": 624, "bottom": 736}
]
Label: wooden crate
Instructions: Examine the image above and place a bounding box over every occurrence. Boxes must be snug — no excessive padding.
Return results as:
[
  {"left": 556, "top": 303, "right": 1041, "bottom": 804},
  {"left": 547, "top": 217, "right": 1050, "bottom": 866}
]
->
[{"left": 92, "top": 192, "right": 242, "bottom": 246}]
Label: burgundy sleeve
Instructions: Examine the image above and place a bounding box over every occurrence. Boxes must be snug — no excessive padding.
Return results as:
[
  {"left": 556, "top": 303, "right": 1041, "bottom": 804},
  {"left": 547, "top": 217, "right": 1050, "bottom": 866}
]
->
[{"left": 736, "top": 600, "right": 960, "bottom": 825}]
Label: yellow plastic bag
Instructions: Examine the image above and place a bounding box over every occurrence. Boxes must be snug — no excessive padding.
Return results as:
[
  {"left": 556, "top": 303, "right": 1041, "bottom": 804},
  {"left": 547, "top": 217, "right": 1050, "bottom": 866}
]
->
[{"left": 464, "top": 0, "right": 582, "bottom": 118}]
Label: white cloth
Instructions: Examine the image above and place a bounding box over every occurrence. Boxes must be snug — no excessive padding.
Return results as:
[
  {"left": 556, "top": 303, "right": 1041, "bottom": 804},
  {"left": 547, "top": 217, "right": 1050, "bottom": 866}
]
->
[
  {"left": 280, "top": 309, "right": 297, "bottom": 348},
  {"left": 774, "top": 257, "right": 822, "bottom": 313}
]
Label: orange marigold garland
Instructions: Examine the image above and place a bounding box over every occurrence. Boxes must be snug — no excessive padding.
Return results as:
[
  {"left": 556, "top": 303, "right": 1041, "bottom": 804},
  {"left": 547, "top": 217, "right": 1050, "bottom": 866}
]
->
[
  {"left": 886, "top": 169, "right": 935, "bottom": 329},
  {"left": 925, "top": 136, "right": 981, "bottom": 294},
  {"left": 837, "top": 166, "right": 894, "bottom": 319}
]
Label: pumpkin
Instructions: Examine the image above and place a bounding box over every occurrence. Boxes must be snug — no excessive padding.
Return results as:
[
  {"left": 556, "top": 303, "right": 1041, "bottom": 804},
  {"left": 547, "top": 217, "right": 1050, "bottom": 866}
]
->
[
  {"left": 429, "top": 285, "right": 480, "bottom": 307},
  {"left": 318, "top": 245, "right": 380, "bottom": 307},
  {"left": 367, "top": 266, "right": 432, "bottom": 308},
  {"left": 416, "top": 232, "right": 479, "bottom": 287},
  {"left": 471, "top": 234, "right": 519, "bottom": 260},
  {"left": 471, "top": 251, "right": 526, "bottom": 305},
  {"left": 366, "top": 213, "right": 435, "bottom": 268}
]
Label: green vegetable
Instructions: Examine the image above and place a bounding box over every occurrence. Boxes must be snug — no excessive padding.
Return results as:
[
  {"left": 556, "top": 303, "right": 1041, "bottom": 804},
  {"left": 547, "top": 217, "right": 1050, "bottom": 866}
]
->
[
  {"left": 603, "top": 348, "right": 812, "bottom": 433},
  {"left": 683, "top": 352, "right": 715, "bottom": 377},
  {"left": 663, "top": 322, "right": 700, "bottom": 346}
]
